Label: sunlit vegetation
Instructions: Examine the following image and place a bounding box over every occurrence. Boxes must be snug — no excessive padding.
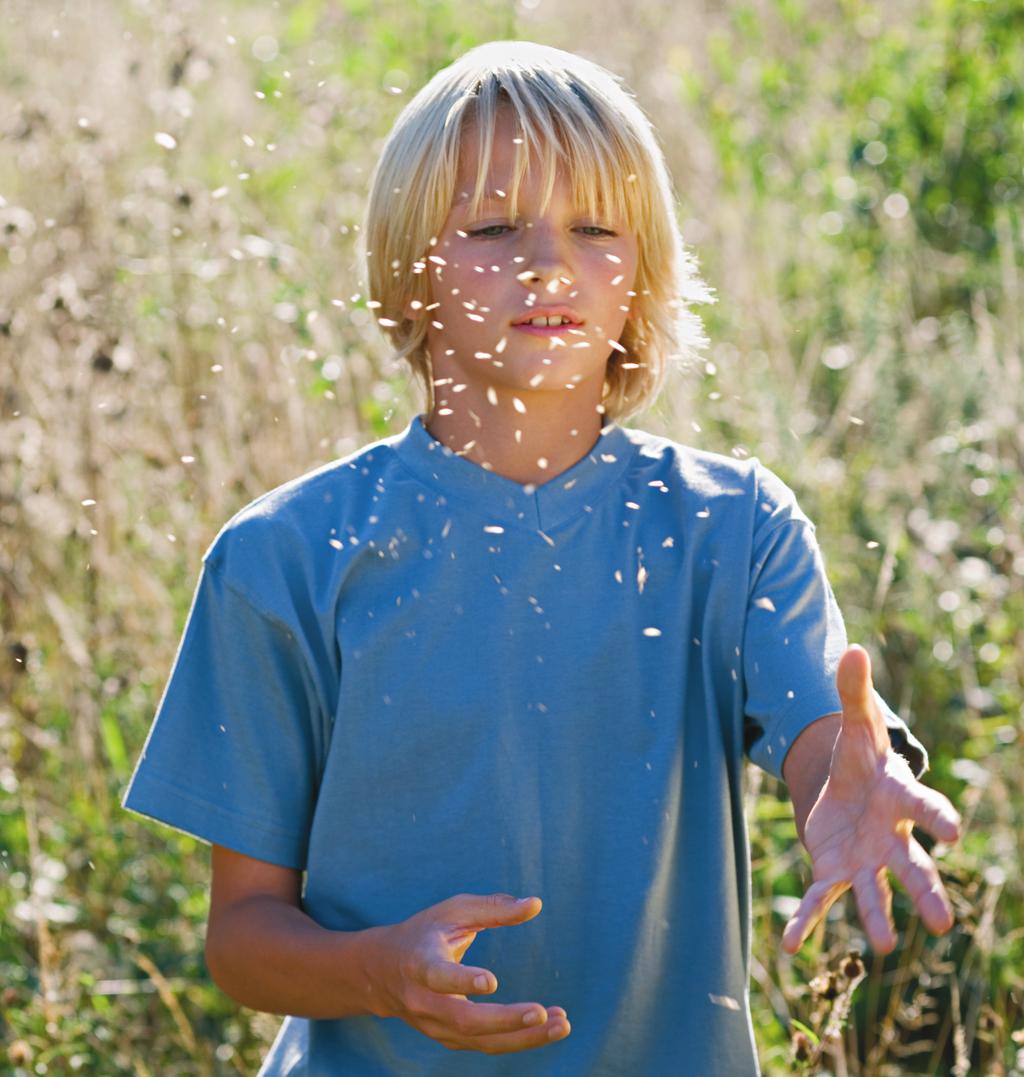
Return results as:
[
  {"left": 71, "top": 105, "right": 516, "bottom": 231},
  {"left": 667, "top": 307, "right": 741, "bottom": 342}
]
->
[{"left": 2, "top": 0, "right": 1021, "bottom": 1072}]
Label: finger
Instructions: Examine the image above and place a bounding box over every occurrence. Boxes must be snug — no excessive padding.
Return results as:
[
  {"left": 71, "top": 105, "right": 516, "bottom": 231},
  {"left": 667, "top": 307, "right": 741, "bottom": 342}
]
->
[
  {"left": 898, "top": 783, "right": 962, "bottom": 844},
  {"left": 887, "top": 836, "right": 955, "bottom": 934},
  {"left": 851, "top": 866, "right": 896, "bottom": 954},
  {"left": 419, "top": 957, "right": 500, "bottom": 996},
  {"left": 469, "top": 1012, "right": 571, "bottom": 1054},
  {"left": 836, "top": 646, "right": 890, "bottom": 754},
  {"left": 433, "top": 892, "right": 543, "bottom": 931},
  {"left": 782, "top": 879, "right": 847, "bottom": 954},
  {"left": 424, "top": 986, "right": 559, "bottom": 1038}
]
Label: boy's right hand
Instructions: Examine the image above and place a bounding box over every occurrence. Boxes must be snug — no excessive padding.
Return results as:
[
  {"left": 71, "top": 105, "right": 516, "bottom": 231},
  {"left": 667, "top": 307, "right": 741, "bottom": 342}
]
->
[{"left": 367, "top": 892, "right": 571, "bottom": 1055}]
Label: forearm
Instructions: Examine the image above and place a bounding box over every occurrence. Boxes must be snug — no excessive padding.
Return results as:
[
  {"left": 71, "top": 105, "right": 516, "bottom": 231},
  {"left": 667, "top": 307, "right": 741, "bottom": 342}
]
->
[
  {"left": 205, "top": 895, "right": 392, "bottom": 1019},
  {"left": 782, "top": 712, "right": 842, "bottom": 845}
]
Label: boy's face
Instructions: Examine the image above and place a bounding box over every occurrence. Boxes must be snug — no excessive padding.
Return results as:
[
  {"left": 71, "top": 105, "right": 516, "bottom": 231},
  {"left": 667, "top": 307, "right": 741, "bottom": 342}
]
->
[{"left": 420, "top": 108, "right": 639, "bottom": 402}]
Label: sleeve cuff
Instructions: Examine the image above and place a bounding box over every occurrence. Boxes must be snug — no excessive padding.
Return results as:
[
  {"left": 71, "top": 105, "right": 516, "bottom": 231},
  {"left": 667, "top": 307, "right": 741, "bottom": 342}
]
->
[{"left": 875, "top": 689, "right": 929, "bottom": 778}]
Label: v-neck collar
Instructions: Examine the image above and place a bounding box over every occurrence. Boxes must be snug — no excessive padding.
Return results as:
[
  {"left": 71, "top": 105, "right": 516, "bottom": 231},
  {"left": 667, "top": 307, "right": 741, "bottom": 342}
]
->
[{"left": 393, "top": 414, "right": 636, "bottom": 533}]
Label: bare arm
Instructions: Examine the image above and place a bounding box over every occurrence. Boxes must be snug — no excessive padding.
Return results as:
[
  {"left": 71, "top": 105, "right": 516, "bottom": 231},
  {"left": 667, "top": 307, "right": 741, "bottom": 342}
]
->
[
  {"left": 204, "top": 845, "right": 571, "bottom": 1053},
  {"left": 782, "top": 711, "right": 842, "bottom": 846},
  {"left": 205, "top": 844, "right": 389, "bottom": 1018}
]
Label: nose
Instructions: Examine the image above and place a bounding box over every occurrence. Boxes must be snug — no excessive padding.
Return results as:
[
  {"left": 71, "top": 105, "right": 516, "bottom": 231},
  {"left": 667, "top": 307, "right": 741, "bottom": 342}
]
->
[{"left": 516, "top": 225, "right": 573, "bottom": 295}]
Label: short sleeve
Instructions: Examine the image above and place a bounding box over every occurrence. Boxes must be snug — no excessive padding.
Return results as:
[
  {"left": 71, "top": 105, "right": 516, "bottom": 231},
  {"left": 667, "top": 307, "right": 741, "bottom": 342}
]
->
[
  {"left": 742, "top": 467, "right": 928, "bottom": 781},
  {"left": 121, "top": 561, "right": 331, "bottom": 869}
]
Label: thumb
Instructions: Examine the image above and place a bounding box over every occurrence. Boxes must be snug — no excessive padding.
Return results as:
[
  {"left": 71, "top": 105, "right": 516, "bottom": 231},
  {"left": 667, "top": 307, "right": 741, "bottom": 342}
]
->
[
  {"left": 837, "top": 645, "right": 889, "bottom": 751},
  {"left": 434, "top": 892, "right": 542, "bottom": 930}
]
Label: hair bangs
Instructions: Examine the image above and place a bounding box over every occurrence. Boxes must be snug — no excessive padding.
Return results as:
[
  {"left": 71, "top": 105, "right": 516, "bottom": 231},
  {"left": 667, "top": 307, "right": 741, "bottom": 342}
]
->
[{"left": 457, "top": 71, "right": 636, "bottom": 231}]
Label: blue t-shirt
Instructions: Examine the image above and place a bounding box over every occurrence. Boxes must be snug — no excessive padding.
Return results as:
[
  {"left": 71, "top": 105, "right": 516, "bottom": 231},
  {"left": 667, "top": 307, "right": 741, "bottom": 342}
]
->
[{"left": 123, "top": 416, "right": 925, "bottom": 1076}]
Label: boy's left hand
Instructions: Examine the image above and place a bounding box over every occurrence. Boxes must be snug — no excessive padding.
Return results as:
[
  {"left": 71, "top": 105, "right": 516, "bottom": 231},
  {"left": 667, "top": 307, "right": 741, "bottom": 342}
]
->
[{"left": 782, "top": 645, "right": 961, "bottom": 954}]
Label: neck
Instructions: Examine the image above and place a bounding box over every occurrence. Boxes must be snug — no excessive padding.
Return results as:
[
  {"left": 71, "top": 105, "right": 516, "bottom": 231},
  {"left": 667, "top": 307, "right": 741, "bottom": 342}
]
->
[{"left": 424, "top": 382, "right": 607, "bottom": 486}]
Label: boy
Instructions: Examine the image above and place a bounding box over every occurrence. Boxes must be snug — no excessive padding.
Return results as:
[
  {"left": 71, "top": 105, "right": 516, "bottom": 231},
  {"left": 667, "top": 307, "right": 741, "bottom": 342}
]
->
[{"left": 122, "top": 41, "right": 960, "bottom": 1075}]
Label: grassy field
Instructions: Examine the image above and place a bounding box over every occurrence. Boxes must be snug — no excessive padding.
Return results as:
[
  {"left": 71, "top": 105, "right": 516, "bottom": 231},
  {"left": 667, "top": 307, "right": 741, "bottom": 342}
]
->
[{"left": 2, "top": 0, "right": 1022, "bottom": 1072}]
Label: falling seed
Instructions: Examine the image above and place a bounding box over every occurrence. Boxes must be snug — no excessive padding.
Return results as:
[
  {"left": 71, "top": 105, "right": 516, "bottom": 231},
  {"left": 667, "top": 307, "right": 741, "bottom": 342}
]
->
[
  {"left": 601, "top": 453, "right": 618, "bottom": 463},
  {"left": 366, "top": 300, "right": 382, "bottom": 309},
  {"left": 625, "top": 501, "right": 640, "bottom": 510},
  {"left": 754, "top": 596, "right": 776, "bottom": 612},
  {"left": 614, "top": 569, "right": 623, "bottom": 583},
  {"left": 708, "top": 994, "right": 740, "bottom": 1011},
  {"left": 484, "top": 525, "right": 504, "bottom": 534},
  {"left": 410, "top": 300, "right": 423, "bottom": 311},
  {"left": 431, "top": 320, "right": 444, "bottom": 330},
  {"left": 377, "top": 317, "right": 398, "bottom": 327},
  {"left": 486, "top": 387, "right": 498, "bottom": 406},
  {"left": 514, "top": 429, "right": 522, "bottom": 443},
  {"left": 466, "top": 313, "right": 485, "bottom": 322},
  {"left": 605, "top": 253, "right": 622, "bottom": 264},
  {"left": 428, "top": 255, "right": 446, "bottom": 265},
  {"left": 528, "top": 373, "right": 544, "bottom": 387},
  {"left": 787, "top": 690, "right": 795, "bottom": 699},
  {"left": 866, "top": 540, "right": 879, "bottom": 549},
  {"left": 538, "top": 531, "right": 555, "bottom": 547},
  {"left": 81, "top": 499, "right": 96, "bottom": 506},
  {"left": 571, "top": 341, "right": 591, "bottom": 349},
  {"left": 495, "top": 336, "right": 507, "bottom": 353},
  {"left": 608, "top": 339, "right": 627, "bottom": 353},
  {"left": 180, "top": 455, "right": 195, "bottom": 464},
  {"left": 643, "top": 627, "right": 662, "bottom": 637},
  {"left": 154, "top": 131, "right": 177, "bottom": 149},
  {"left": 537, "top": 457, "right": 548, "bottom": 469},
  {"left": 474, "top": 351, "right": 492, "bottom": 359},
  {"left": 662, "top": 537, "right": 674, "bottom": 548},
  {"left": 696, "top": 508, "right": 710, "bottom": 518},
  {"left": 611, "top": 275, "right": 624, "bottom": 286},
  {"left": 329, "top": 538, "right": 344, "bottom": 550},
  {"left": 513, "top": 397, "right": 526, "bottom": 413},
  {"left": 436, "top": 407, "right": 453, "bottom": 416},
  {"left": 637, "top": 565, "right": 648, "bottom": 593}
]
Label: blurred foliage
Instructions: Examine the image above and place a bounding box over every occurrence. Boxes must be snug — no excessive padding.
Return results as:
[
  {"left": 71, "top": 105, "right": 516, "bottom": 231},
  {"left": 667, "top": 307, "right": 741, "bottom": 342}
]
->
[{"left": 1, "top": 0, "right": 1022, "bottom": 1073}]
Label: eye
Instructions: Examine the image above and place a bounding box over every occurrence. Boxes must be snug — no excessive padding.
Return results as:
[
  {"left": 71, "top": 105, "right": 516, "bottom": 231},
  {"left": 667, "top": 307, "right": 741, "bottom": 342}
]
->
[
  {"left": 577, "top": 225, "right": 616, "bottom": 237},
  {"left": 468, "top": 224, "right": 513, "bottom": 238}
]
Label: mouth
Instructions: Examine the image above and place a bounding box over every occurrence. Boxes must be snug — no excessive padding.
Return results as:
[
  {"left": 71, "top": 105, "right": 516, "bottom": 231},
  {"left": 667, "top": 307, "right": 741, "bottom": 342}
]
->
[{"left": 511, "top": 312, "right": 584, "bottom": 335}]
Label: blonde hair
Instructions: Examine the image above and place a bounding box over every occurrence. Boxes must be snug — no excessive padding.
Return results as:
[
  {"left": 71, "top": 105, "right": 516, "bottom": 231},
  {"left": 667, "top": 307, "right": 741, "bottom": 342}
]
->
[{"left": 361, "top": 41, "right": 715, "bottom": 421}]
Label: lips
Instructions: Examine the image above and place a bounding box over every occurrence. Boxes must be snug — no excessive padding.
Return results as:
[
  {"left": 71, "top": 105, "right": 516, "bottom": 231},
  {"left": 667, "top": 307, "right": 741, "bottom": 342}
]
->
[{"left": 511, "top": 307, "right": 583, "bottom": 327}]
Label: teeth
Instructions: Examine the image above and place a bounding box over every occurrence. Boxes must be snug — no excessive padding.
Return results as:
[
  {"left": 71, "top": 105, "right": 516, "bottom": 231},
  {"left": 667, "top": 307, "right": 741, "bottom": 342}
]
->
[{"left": 524, "top": 316, "right": 572, "bottom": 327}]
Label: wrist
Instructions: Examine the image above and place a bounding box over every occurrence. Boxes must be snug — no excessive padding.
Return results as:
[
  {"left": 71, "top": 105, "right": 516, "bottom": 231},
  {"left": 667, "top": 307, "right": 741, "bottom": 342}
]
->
[
  {"left": 784, "top": 712, "right": 842, "bottom": 843},
  {"left": 351, "top": 923, "right": 400, "bottom": 1019}
]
